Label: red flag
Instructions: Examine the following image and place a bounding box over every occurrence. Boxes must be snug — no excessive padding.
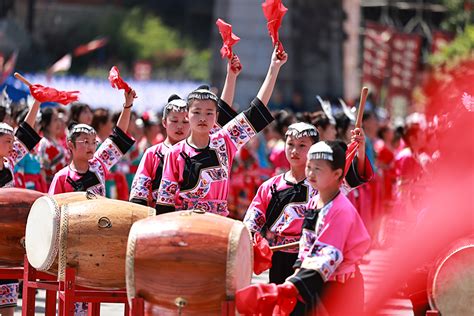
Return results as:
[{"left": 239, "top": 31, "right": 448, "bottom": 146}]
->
[
  {"left": 1, "top": 51, "right": 18, "bottom": 84},
  {"left": 262, "top": 0, "right": 288, "bottom": 52},
  {"left": 73, "top": 38, "right": 108, "bottom": 57},
  {"left": 29, "top": 84, "right": 79, "bottom": 105},
  {"left": 108, "top": 66, "right": 131, "bottom": 93},
  {"left": 216, "top": 18, "right": 240, "bottom": 59},
  {"left": 48, "top": 54, "right": 72, "bottom": 74},
  {"left": 253, "top": 232, "right": 273, "bottom": 275}
]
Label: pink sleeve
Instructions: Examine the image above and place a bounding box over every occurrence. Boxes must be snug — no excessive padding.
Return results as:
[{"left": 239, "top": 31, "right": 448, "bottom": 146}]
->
[
  {"left": 243, "top": 182, "right": 271, "bottom": 233},
  {"left": 48, "top": 174, "right": 65, "bottom": 195},
  {"left": 156, "top": 149, "right": 181, "bottom": 209},
  {"left": 129, "top": 148, "right": 155, "bottom": 204}
]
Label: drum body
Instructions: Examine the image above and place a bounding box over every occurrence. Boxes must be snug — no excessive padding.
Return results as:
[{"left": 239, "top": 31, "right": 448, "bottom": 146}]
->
[
  {"left": 25, "top": 192, "right": 97, "bottom": 273},
  {"left": 427, "top": 236, "right": 474, "bottom": 315},
  {"left": 0, "top": 188, "right": 45, "bottom": 266},
  {"left": 28, "top": 197, "right": 154, "bottom": 289},
  {"left": 126, "top": 210, "right": 253, "bottom": 316}
]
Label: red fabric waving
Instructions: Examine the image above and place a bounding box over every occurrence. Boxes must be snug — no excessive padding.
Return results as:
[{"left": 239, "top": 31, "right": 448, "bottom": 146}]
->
[
  {"left": 261, "top": 0, "right": 288, "bottom": 52},
  {"left": 216, "top": 18, "right": 240, "bottom": 59},
  {"left": 253, "top": 232, "right": 273, "bottom": 275},
  {"left": 108, "top": 66, "right": 131, "bottom": 93},
  {"left": 236, "top": 283, "right": 298, "bottom": 316},
  {"left": 344, "top": 141, "right": 359, "bottom": 177},
  {"left": 29, "top": 84, "right": 79, "bottom": 105}
]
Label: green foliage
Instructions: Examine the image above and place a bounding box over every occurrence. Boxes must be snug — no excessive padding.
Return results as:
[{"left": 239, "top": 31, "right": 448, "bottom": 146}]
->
[
  {"left": 429, "top": 24, "right": 474, "bottom": 66},
  {"left": 440, "top": 0, "right": 474, "bottom": 32}
]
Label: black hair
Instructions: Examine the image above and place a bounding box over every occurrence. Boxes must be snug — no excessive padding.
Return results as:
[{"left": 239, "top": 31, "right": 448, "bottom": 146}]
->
[
  {"left": 39, "top": 107, "right": 56, "bottom": 133},
  {"left": 311, "top": 111, "right": 333, "bottom": 130},
  {"left": 334, "top": 112, "right": 352, "bottom": 140},
  {"left": 273, "top": 110, "right": 295, "bottom": 136},
  {"left": 68, "top": 102, "right": 92, "bottom": 126},
  {"left": 0, "top": 107, "right": 6, "bottom": 123},
  {"left": 325, "top": 140, "right": 347, "bottom": 176},
  {"left": 187, "top": 85, "right": 219, "bottom": 111},
  {"left": 377, "top": 125, "right": 390, "bottom": 140}
]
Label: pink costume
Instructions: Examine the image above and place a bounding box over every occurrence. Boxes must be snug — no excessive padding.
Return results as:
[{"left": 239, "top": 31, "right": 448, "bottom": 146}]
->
[
  {"left": 156, "top": 97, "right": 274, "bottom": 216},
  {"left": 0, "top": 122, "right": 41, "bottom": 188},
  {"left": 48, "top": 127, "right": 134, "bottom": 196}
]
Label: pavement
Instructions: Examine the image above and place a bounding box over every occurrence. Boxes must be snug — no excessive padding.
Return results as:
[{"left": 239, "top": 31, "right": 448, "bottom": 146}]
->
[{"left": 14, "top": 249, "right": 414, "bottom": 315}]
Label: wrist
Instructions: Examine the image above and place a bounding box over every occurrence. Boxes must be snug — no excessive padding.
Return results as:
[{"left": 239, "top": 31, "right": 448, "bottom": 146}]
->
[{"left": 123, "top": 103, "right": 133, "bottom": 109}]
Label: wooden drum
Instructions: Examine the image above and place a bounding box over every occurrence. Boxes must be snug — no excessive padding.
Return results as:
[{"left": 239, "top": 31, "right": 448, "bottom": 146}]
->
[
  {"left": 25, "top": 192, "right": 99, "bottom": 273},
  {"left": 0, "top": 188, "right": 45, "bottom": 266},
  {"left": 427, "top": 236, "right": 474, "bottom": 315},
  {"left": 126, "top": 210, "right": 253, "bottom": 316},
  {"left": 27, "top": 197, "right": 154, "bottom": 289}
]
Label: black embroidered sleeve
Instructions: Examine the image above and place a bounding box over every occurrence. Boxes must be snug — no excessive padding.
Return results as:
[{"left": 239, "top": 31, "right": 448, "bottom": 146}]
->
[
  {"left": 345, "top": 156, "right": 373, "bottom": 188},
  {"left": 217, "top": 99, "right": 238, "bottom": 127},
  {"left": 15, "top": 122, "right": 41, "bottom": 151},
  {"left": 242, "top": 97, "right": 274, "bottom": 133},
  {"left": 155, "top": 204, "right": 176, "bottom": 215},
  {"left": 109, "top": 127, "right": 135, "bottom": 154}
]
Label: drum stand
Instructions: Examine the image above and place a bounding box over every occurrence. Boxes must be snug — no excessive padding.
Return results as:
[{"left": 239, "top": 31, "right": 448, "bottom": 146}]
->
[
  {"left": 426, "top": 311, "right": 440, "bottom": 315},
  {"left": 129, "top": 297, "right": 236, "bottom": 316}
]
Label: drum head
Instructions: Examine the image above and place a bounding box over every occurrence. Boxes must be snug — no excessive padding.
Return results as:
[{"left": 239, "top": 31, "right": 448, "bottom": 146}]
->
[
  {"left": 428, "top": 240, "right": 474, "bottom": 315},
  {"left": 25, "top": 196, "right": 61, "bottom": 271}
]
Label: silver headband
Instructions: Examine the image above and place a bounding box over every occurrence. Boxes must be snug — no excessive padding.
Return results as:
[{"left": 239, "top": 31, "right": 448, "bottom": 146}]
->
[
  {"left": 0, "top": 123, "right": 14, "bottom": 136},
  {"left": 163, "top": 98, "right": 188, "bottom": 119},
  {"left": 68, "top": 124, "right": 96, "bottom": 139},
  {"left": 307, "top": 141, "right": 334, "bottom": 161},
  {"left": 187, "top": 89, "right": 219, "bottom": 103},
  {"left": 286, "top": 122, "right": 319, "bottom": 139}
]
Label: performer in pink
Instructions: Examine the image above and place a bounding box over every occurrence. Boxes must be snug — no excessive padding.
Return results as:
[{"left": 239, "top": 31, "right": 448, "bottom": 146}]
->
[
  {"left": 156, "top": 47, "right": 287, "bottom": 215},
  {"left": 48, "top": 90, "right": 136, "bottom": 196},
  {"left": 237, "top": 141, "right": 371, "bottom": 316},
  {"left": 244, "top": 122, "right": 372, "bottom": 284},
  {"left": 129, "top": 55, "right": 242, "bottom": 207},
  {"left": 0, "top": 99, "right": 41, "bottom": 316}
]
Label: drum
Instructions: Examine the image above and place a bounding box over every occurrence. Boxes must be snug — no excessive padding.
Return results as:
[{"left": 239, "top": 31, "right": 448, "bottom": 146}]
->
[
  {"left": 126, "top": 210, "right": 253, "bottom": 316},
  {"left": 427, "top": 236, "right": 474, "bottom": 315},
  {"left": 0, "top": 188, "right": 45, "bottom": 266},
  {"left": 25, "top": 192, "right": 100, "bottom": 273},
  {"left": 27, "top": 197, "right": 154, "bottom": 289}
]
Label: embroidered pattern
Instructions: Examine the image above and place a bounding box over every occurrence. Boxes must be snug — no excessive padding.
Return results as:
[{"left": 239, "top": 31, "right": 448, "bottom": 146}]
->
[
  {"left": 243, "top": 208, "right": 266, "bottom": 233},
  {"left": 130, "top": 174, "right": 152, "bottom": 201},
  {"left": 157, "top": 179, "right": 179, "bottom": 205},
  {"left": 0, "top": 283, "right": 18, "bottom": 307},
  {"left": 10, "top": 139, "right": 29, "bottom": 165},
  {"left": 181, "top": 199, "right": 228, "bottom": 216},
  {"left": 301, "top": 241, "right": 343, "bottom": 281},
  {"left": 225, "top": 114, "right": 256, "bottom": 150},
  {"left": 96, "top": 138, "right": 123, "bottom": 171}
]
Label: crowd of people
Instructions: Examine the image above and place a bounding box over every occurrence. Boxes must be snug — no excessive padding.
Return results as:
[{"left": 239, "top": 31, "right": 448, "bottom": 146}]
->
[{"left": 0, "top": 45, "right": 438, "bottom": 316}]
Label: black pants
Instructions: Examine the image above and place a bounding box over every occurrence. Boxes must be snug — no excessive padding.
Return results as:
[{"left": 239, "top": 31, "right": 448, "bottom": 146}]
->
[
  {"left": 406, "top": 268, "right": 430, "bottom": 316},
  {"left": 269, "top": 251, "right": 299, "bottom": 284}
]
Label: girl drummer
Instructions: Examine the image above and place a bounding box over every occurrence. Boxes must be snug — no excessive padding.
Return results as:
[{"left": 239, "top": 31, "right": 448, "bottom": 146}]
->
[
  {"left": 155, "top": 47, "right": 287, "bottom": 215},
  {"left": 48, "top": 89, "right": 136, "bottom": 196},
  {"left": 129, "top": 55, "right": 242, "bottom": 208},
  {"left": 0, "top": 99, "right": 41, "bottom": 316},
  {"left": 243, "top": 123, "right": 372, "bottom": 284}
]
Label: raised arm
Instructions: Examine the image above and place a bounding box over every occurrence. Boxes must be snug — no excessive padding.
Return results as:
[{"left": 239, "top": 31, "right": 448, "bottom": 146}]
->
[
  {"left": 116, "top": 89, "right": 136, "bottom": 132},
  {"left": 24, "top": 100, "right": 41, "bottom": 128},
  {"left": 256, "top": 47, "right": 288, "bottom": 106},
  {"left": 220, "top": 55, "right": 242, "bottom": 107}
]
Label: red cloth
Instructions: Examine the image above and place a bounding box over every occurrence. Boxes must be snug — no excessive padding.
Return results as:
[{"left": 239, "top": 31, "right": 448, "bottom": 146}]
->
[
  {"left": 29, "top": 84, "right": 79, "bottom": 105},
  {"left": 236, "top": 283, "right": 298, "bottom": 316},
  {"left": 261, "top": 0, "right": 288, "bottom": 52},
  {"left": 216, "top": 18, "right": 240, "bottom": 60},
  {"left": 253, "top": 232, "right": 273, "bottom": 275},
  {"left": 344, "top": 141, "right": 359, "bottom": 177},
  {"left": 108, "top": 66, "right": 131, "bottom": 93}
]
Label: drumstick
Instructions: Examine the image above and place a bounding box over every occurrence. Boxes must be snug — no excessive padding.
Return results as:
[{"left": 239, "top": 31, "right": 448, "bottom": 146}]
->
[
  {"left": 14, "top": 72, "right": 32, "bottom": 87},
  {"left": 270, "top": 241, "right": 299, "bottom": 252},
  {"left": 355, "top": 87, "right": 369, "bottom": 128}
]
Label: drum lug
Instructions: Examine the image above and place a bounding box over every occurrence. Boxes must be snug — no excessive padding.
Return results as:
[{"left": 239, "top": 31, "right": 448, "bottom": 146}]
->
[
  {"left": 98, "top": 217, "right": 112, "bottom": 228},
  {"left": 175, "top": 297, "right": 187, "bottom": 315}
]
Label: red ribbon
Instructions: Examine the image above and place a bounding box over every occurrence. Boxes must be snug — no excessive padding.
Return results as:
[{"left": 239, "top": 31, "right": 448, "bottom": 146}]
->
[
  {"left": 253, "top": 232, "right": 273, "bottom": 275},
  {"left": 29, "top": 84, "right": 79, "bottom": 105},
  {"left": 216, "top": 18, "right": 240, "bottom": 60},
  {"left": 108, "top": 66, "right": 131, "bottom": 93},
  {"left": 262, "top": 0, "right": 288, "bottom": 52}
]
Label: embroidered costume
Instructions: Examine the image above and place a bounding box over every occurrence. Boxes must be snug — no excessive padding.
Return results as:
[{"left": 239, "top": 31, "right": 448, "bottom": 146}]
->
[
  {"left": 155, "top": 97, "right": 273, "bottom": 216},
  {"left": 37, "top": 137, "right": 69, "bottom": 184},
  {"left": 48, "top": 127, "right": 134, "bottom": 195}
]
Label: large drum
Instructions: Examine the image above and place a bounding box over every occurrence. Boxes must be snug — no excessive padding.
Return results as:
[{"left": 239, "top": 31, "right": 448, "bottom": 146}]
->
[
  {"left": 126, "top": 210, "right": 253, "bottom": 316},
  {"left": 26, "top": 197, "right": 154, "bottom": 289},
  {"left": 25, "top": 192, "right": 100, "bottom": 273},
  {"left": 0, "top": 188, "right": 45, "bottom": 266},
  {"left": 427, "top": 236, "right": 474, "bottom": 315}
]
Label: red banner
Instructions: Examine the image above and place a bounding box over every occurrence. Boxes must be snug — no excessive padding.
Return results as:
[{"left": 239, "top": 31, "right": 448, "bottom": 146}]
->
[
  {"left": 431, "top": 30, "right": 454, "bottom": 54},
  {"left": 362, "top": 22, "right": 392, "bottom": 101},
  {"left": 385, "top": 32, "right": 422, "bottom": 116}
]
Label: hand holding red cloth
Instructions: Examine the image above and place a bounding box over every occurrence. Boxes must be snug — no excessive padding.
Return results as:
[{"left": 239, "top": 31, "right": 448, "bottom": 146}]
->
[
  {"left": 253, "top": 232, "right": 272, "bottom": 275},
  {"left": 108, "top": 66, "right": 131, "bottom": 93},
  {"left": 261, "top": 0, "right": 288, "bottom": 52},
  {"left": 29, "top": 84, "right": 79, "bottom": 105},
  {"left": 216, "top": 18, "right": 240, "bottom": 59},
  {"left": 236, "top": 283, "right": 298, "bottom": 316}
]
